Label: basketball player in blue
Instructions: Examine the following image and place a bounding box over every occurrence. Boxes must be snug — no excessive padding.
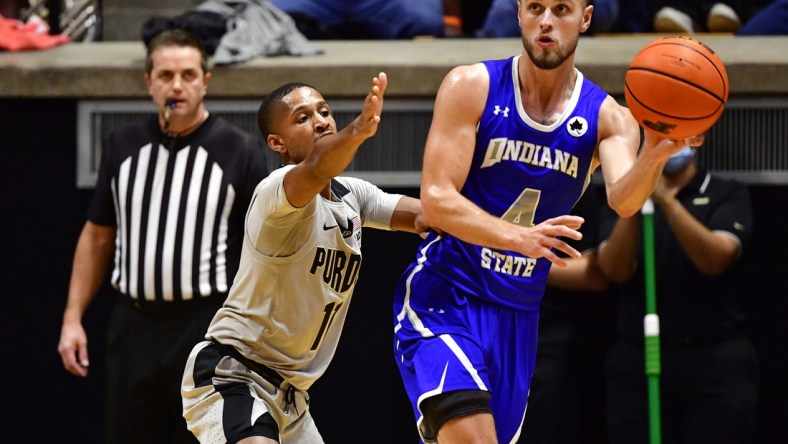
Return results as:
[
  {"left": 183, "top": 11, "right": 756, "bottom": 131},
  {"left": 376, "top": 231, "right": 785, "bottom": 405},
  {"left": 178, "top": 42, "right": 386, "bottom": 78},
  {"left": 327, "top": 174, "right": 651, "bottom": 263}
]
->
[{"left": 392, "top": 1, "right": 702, "bottom": 442}]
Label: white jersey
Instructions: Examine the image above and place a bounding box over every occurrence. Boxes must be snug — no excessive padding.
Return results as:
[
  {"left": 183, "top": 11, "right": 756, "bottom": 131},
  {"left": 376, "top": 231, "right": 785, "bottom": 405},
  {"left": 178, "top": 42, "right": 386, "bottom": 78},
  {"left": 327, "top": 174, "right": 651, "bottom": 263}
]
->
[{"left": 206, "top": 165, "right": 402, "bottom": 389}]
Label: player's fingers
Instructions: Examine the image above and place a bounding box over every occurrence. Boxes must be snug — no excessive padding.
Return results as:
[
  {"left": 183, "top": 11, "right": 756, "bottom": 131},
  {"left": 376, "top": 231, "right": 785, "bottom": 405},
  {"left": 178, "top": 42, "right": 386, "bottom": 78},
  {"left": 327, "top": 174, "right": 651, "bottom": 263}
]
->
[
  {"left": 373, "top": 85, "right": 385, "bottom": 114},
  {"left": 663, "top": 138, "right": 685, "bottom": 151},
  {"left": 549, "top": 239, "right": 582, "bottom": 260},
  {"left": 373, "top": 73, "right": 386, "bottom": 110},
  {"left": 684, "top": 134, "right": 704, "bottom": 147},
  {"left": 370, "top": 75, "right": 385, "bottom": 99},
  {"left": 645, "top": 132, "right": 684, "bottom": 153},
  {"left": 550, "top": 256, "right": 569, "bottom": 268},
  {"left": 540, "top": 248, "right": 568, "bottom": 267},
  {"left": 547, "top": 225, "right": 582, "bottom": 241},
  {"left": 560, "top": 220, "right": 584, "bottom": 231},
  {"left": 546, "top": 215, "right": 584, "bottom": 230},
  {"left": 366, "top": 86, "right": 382, "bottom": 110},
  {"left": 377, "top": 72, "right": 388, "bottom": 93},
  {"left": 360, "top": 95, "right": 380, "bottom": 127}
]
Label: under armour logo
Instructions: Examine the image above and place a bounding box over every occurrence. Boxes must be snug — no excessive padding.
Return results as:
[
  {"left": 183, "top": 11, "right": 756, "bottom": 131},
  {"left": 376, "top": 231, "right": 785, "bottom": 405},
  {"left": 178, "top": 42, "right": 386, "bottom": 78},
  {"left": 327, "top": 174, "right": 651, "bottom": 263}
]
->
[{"left": 493, "top": 105, "right": 509, "bottom": 117}]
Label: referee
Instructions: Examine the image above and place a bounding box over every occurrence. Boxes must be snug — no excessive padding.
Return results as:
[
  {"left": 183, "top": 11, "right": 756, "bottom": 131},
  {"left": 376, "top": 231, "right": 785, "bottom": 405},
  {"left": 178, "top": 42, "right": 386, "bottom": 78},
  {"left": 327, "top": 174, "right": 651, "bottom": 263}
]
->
[{"left": 56, "top": 29, "right": 268, "bottom": 443}]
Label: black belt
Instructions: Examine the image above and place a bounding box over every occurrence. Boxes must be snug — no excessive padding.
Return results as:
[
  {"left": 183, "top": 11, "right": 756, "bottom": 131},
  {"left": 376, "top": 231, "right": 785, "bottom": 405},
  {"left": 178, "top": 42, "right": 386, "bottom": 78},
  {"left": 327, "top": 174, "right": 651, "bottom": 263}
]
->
[
  {"left": 116, "top": 291, "right": 225, "bottom": 315},
  {"left": 210, "top": 340, "right": 285, "bottom": 387}
]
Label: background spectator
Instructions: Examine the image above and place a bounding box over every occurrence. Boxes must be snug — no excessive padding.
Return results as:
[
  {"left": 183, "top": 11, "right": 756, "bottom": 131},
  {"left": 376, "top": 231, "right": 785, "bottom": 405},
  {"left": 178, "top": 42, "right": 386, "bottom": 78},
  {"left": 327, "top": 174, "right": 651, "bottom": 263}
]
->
[
  {"left": 651, "top": 0, "right": 754, "bottom": 33},
  {"left": 269, "top": 0, "right": 444, "bottom": 39},
  {"left": 472, "top": 0, "right": 620, "bottom": 38},
  {"left": 597, "top": 136, "right": 759, "bottom": 444},
  {"left": 736, "top": 0, "right": 788, "bottom": 35}
]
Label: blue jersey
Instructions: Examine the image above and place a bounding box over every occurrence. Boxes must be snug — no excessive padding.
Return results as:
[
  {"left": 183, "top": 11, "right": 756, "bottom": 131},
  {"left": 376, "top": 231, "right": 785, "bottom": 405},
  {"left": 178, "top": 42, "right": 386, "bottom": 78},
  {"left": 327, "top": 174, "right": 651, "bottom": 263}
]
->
[{"left": 418, "top": 56, "right": 608, "bottom": 311}]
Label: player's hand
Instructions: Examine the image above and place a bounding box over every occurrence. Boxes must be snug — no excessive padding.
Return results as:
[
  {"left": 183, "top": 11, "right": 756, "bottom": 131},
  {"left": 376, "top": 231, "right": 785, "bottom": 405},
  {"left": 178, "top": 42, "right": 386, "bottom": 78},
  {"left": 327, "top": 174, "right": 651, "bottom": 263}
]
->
[
  {"left": 58, "top": 321, "right": 90, "bottom": 377},
  {"left": 643, "top": 131, "right": 704, "bottom": 160},
  {"left": 414, "top": 212, "right": 444, "bottom": 239},
  {"left": 352, "top": 72, "right": 387, "bottom": 139},
  {"left": 515, "top": 215, "right": 584, "bottom": 268},
  {"left": 414, "top": 212, "right": 429, "bottom": 239}
]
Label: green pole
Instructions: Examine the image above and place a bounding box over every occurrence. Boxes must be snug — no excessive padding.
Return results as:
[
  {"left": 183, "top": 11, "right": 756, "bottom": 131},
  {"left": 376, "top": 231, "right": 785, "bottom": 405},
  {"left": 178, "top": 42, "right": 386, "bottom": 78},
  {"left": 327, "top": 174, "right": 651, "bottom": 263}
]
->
[{"left": 642, "top": 198, "right": 662, "bottom": 444}]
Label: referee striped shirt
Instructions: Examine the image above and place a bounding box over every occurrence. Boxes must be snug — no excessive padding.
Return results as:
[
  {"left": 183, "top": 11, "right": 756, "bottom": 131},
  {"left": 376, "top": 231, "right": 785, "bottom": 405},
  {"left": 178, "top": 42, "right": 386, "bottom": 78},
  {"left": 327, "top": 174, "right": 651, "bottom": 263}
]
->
[{"left": 88, "top": 115, "right": 268, "bottom": 303}]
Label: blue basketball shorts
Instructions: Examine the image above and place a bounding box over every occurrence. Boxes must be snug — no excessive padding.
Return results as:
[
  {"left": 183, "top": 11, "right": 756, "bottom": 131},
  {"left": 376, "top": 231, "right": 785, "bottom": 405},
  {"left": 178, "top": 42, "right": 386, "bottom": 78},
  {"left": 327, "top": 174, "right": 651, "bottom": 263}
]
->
[{"left": 393, "top": 263, "right": 540, "bottom": 443}]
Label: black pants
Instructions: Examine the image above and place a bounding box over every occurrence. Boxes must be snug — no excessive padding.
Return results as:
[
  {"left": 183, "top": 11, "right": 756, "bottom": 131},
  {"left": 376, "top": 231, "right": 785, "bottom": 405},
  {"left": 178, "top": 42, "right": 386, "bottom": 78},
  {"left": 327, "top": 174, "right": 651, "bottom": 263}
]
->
[
  {"left": 605, "top": 336, "right": 759, "bottom": 444},
  {"left": 520, "top": 298, "right": 613, "bottom": 444},
  {"left": 105, "top": 296, "right": 222, "bottom": 444}
]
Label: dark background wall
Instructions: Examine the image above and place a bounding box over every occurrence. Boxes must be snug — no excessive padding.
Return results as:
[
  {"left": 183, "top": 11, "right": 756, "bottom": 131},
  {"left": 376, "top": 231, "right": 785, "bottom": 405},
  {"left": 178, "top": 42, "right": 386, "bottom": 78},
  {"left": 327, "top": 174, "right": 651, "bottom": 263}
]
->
[{"left": 1, "top": 99, "right": 785, "bottom": 443}]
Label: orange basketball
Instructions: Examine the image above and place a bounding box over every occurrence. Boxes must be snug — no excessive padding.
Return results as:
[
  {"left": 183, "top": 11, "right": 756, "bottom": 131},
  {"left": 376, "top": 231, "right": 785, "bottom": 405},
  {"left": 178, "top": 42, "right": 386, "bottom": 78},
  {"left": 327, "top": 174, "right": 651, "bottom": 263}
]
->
[{"left": 624, "top": 36, "right": 729, "bottom": 139}]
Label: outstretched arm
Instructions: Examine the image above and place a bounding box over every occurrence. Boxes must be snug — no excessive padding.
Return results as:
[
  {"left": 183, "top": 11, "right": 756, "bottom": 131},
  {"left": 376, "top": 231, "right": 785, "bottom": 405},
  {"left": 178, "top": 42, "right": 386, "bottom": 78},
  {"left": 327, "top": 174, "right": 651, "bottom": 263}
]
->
[
  {"left": 284, "top": 73, "right": 388, "bottom": 208},
  {"left": 597, "top": 98, "right": 702, "bottom": 218},
  {"left": 388, "top": 195, "right": 429, "bottom": 236},
  {"left": 420, "top": 64, "right": 583, "bottom": 267}
]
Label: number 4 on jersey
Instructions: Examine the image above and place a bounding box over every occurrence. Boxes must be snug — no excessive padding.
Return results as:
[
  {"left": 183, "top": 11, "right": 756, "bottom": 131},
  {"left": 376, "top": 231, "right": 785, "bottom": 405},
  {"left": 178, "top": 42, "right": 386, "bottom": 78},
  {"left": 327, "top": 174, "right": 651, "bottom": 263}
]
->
[{"left": 501, "top": 188, "right": 541, "bottom": 228}]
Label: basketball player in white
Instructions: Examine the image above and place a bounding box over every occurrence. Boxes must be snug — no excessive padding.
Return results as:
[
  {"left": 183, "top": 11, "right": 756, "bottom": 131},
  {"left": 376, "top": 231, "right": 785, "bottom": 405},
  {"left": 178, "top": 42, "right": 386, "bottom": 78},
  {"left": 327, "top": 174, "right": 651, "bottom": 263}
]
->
[{"left": 182, "top": 73, "right": 424, "bottom": 443}]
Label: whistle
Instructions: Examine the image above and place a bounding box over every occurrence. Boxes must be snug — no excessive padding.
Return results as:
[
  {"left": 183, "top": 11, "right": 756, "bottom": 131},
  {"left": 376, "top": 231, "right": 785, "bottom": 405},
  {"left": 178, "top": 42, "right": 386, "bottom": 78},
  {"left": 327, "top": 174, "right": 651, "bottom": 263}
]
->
[{"left": 164, "top": 99, "right": 176, "bottom": 131}]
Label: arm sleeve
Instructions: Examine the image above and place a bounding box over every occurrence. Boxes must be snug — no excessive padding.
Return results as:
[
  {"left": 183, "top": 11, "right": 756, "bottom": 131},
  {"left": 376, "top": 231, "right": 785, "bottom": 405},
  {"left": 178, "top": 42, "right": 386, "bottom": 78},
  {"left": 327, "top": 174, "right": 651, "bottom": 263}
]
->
[{"left": 341, "top": 177, "right": 402, "bottom": 230}]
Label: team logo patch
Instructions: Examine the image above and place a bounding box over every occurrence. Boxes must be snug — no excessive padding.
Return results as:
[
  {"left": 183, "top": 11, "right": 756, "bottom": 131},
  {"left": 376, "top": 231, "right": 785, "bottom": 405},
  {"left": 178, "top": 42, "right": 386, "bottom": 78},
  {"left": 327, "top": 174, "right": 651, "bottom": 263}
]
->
[{"left": 566, "top": 116, "right": 588, "bottom": 137}]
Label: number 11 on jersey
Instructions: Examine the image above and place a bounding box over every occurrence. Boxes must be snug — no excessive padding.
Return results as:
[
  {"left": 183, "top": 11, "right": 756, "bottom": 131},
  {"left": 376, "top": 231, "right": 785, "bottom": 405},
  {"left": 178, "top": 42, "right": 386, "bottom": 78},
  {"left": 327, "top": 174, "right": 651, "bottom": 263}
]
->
[{"left": 310, "top": 301, "right": 344, "bottom": 350}]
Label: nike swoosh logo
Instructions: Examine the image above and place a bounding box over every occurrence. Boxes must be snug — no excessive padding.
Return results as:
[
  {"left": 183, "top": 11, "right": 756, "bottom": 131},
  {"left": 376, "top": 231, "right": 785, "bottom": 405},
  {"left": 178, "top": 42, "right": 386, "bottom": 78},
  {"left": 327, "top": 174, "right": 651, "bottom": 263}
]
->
[{"left": 323, "top": 223, "right": 338, "bottom": 231}]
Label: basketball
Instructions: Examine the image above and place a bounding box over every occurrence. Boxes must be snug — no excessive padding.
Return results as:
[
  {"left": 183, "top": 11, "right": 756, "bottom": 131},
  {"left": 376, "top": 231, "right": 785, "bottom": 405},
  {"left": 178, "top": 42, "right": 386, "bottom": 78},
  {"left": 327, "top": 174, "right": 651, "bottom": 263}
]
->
[{"left": 624, "top": 36, "right": 729, "bottom": 139}]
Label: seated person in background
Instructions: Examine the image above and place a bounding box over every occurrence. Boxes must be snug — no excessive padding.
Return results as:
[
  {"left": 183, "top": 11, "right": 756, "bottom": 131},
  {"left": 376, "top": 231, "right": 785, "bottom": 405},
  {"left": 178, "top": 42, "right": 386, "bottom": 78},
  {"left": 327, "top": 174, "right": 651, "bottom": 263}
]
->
[
  {"left": 597, "top": 134, "right": 758, "bottom": 444},
  {"left": 736, "top": 0, "right": 788, "bottom": 35},
  {"left": 612, "top": 0, "right": 652, "bottom": 33},
  {"left": 269, "top": 0, "right": 444, "bottom": 39},
  {"left": 472, "top": 0, "right": 621, "bottom": 38},
  {"left": 651, "top": 0, "right": 754, "bottom": 33}
]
